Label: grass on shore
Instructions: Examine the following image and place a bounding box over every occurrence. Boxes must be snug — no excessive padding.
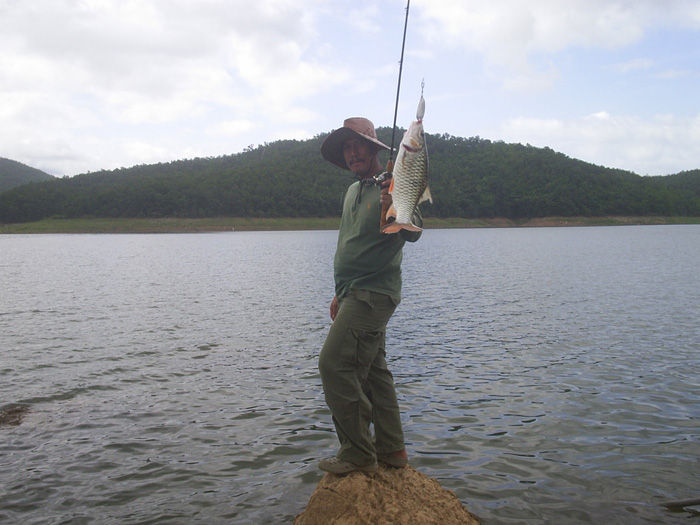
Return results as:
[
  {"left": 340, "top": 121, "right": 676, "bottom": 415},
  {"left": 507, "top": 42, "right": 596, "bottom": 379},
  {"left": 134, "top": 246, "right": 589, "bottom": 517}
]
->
[{"left": 2, "top": 216, "right": 699, "bottom": 234}]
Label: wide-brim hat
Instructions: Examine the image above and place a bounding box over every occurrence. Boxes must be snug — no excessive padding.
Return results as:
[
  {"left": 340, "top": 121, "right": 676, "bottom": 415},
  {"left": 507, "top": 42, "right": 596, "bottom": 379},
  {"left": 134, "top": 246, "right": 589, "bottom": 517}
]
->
[{"left": 321, "top": 117, "right": 390, "bottom": 170}]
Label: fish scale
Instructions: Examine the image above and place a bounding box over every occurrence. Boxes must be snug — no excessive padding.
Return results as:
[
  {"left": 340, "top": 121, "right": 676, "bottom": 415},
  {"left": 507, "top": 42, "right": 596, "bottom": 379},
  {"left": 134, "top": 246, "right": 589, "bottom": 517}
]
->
[{"left": 382, "top": 95, "right": 432, "bottom": 234}]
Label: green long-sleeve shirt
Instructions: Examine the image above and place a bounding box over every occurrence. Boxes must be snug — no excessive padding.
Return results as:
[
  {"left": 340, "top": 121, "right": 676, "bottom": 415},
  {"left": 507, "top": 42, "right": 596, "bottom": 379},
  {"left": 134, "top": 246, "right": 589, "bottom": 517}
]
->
[{"left": 334, "top": 180, "right": 422, "bottom": 301}]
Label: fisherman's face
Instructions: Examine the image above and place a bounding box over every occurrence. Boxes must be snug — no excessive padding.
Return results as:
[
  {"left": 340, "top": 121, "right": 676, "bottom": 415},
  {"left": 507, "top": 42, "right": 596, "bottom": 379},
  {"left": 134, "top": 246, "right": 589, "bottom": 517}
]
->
[{"left": 343, "top": 138, "right": 377, "bottom": 179}]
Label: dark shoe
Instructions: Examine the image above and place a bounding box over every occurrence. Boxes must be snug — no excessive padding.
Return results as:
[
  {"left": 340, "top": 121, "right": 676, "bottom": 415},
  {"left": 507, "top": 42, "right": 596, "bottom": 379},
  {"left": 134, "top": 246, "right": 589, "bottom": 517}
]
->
[
  {"left": 378, "top": 449, "right": 408, "bottom": 468},
  {"left": 318, "top": 457, "right": 378, "bottom": 474}
]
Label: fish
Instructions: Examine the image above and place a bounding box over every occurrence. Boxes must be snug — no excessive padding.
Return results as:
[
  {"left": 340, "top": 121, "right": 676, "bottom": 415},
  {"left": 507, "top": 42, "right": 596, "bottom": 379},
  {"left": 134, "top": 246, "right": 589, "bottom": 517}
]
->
[{"left": 382, "top": 94, "right": 432, "bottom": 234}]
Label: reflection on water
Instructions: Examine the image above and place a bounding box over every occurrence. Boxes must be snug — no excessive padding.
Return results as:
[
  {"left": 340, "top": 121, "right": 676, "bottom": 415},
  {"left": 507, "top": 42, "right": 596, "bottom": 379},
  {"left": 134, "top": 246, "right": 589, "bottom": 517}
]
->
[{"left": 1, "top": 226, "right": 699, "bottom": 524}]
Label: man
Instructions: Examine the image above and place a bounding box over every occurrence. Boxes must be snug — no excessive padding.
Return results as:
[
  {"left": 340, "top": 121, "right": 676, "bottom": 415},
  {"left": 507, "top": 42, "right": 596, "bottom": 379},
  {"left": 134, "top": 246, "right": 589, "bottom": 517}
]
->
[{"left": 317, "top": 117, "right": 422, "bottom": 475}]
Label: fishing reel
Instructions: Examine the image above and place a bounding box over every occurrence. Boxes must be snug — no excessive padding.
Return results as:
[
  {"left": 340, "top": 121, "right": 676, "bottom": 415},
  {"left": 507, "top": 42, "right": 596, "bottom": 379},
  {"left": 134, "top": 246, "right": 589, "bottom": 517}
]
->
[
  {"left": 360, "top": 171, "right": 392, "bottom": 187},
  {"left": 373, "top": 171, "right": 392, "bottom": 185}
]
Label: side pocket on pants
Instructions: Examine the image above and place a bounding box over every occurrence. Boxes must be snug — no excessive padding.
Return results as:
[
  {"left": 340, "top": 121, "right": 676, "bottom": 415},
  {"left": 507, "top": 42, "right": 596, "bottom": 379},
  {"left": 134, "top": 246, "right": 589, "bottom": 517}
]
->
[{"left": 350, "top": 328, "right": 384, "bottom": 372}]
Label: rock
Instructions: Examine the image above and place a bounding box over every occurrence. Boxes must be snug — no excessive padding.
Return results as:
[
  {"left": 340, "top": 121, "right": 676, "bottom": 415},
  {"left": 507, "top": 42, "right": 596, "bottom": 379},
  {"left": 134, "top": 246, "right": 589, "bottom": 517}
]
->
[
  {"left": 0, "top": 405, "right": 29, "bottom": 427},
  {"left": 294, "top": 464, "right": 481, "bottom": 524}
]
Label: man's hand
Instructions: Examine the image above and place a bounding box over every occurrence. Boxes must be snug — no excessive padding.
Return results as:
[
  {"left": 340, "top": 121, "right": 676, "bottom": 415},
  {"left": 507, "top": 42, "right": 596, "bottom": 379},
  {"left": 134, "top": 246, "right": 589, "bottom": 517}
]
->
[
  {"left": 330, "top": 295, "right": 339, "bottom": 321},
  {"left": 379, "top": 178, "right": 392, "bottom": 208}
]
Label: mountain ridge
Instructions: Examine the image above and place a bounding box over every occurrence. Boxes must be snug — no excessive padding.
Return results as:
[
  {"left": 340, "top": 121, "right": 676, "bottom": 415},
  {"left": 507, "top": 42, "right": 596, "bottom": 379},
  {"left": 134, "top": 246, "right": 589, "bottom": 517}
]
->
[
  {"left": 1, "top": 131, "right": 698, "bottom": 223},
  {"left": 0, "top": 157, "right": 55, "bottom": 193}
]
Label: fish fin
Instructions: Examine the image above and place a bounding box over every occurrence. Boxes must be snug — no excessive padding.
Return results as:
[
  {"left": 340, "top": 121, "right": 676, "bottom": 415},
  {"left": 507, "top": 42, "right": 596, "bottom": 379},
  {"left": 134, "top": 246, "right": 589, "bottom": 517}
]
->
[
  {"left": 382, "top": 221, "right": 423, "bottom": 234},
  {"left": 382, "top": 222, "right": 402, "bottom": 234},
  {"left": 388, "top": 177, "right": 395, "bottom": 194},
  {"left": 385, "top": 204, "right": 397, "bottom": 220},
  {"left": 419, "top": 185, "right": 433, "bottom": 204},
  {"left": 403, "top": 222, "right": 424, "bottom": 232}
]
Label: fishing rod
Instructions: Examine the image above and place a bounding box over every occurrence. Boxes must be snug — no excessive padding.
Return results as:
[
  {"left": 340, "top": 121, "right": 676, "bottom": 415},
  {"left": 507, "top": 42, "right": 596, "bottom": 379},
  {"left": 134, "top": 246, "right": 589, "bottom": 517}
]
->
[
  {"left": 380, "top": 0, "right": 411, "bottom": 230},
  {"left": 388, "top": 0, "right": 411, "bottom": 167}
]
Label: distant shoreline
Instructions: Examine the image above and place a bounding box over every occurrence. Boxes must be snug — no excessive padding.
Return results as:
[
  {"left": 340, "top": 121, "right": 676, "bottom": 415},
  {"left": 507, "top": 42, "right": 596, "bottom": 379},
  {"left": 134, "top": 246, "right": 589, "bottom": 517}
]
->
[{"left": 2, "top": 216, "right": 699, "bottom": 234}]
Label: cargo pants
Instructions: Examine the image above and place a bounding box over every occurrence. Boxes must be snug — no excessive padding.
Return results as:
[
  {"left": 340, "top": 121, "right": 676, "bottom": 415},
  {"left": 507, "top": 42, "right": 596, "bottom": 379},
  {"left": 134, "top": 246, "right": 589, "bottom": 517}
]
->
[{"left": 318, "top": 289, "right": 405, "bottom": 467}]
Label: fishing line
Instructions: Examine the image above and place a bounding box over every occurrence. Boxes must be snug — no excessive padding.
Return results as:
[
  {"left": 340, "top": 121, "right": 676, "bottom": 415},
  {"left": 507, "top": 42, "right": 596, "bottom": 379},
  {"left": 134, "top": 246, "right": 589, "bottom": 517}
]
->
[{"left": 379, "top": 0, "right": 411, "bottom": 232}]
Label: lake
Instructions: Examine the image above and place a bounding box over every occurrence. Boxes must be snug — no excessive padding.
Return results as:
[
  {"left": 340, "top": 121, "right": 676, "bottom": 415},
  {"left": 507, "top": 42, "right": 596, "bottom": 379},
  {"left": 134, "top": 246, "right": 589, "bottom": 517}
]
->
[{"left": 1, "top": 226, "right": 699, "bottom": 524}]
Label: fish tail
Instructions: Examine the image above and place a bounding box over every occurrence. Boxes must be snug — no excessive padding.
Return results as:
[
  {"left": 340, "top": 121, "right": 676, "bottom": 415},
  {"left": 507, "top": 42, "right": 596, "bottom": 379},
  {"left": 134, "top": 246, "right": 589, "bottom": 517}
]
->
[{"left": 382, "top": 221, "right": 424, "bottom": 234}]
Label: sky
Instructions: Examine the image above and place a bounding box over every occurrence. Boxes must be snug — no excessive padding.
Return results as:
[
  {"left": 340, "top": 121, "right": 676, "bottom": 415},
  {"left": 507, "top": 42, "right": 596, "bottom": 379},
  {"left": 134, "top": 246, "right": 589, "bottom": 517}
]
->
[{"left": 1, "top": 0, "right": 699, "bottom": 178}]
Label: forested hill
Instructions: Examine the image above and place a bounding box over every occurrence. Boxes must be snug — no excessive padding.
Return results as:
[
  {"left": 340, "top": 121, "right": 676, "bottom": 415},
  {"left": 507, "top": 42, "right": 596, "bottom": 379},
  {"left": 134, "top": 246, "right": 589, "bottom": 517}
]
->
[
  {"left": 0, "top": 157, "right": 55, "bottom": 193},
  {"left": 1, "top": 130, "right": 699, "bottom": 223}
]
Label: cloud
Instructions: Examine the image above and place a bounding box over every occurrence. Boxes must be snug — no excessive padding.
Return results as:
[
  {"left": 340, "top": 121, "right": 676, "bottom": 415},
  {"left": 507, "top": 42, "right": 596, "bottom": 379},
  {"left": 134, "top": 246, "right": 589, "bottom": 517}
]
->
[
  {"left": 499, "top": 111, "right": 700, "bottom": 175},
  {"left": 0, "top": 0, "right": 344, "bottom": 174},
  {"left": 416, "top": 0, "right": 700, "bottom": 89},
  {"left": 613, "top": 58, "right": 655, "bottom": 74},
  {"left": 345, "top": 5, "right": 383, "bottom": 34},
  {"left": 213, "top": 120, "right": 258, "bottom": 138}
]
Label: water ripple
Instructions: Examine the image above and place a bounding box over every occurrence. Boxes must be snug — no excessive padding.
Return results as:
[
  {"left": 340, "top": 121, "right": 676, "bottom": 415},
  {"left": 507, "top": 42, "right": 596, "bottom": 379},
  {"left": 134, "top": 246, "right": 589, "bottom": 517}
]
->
[{"left": 1, "top": 228, "right": 699, "bottom": 523}]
